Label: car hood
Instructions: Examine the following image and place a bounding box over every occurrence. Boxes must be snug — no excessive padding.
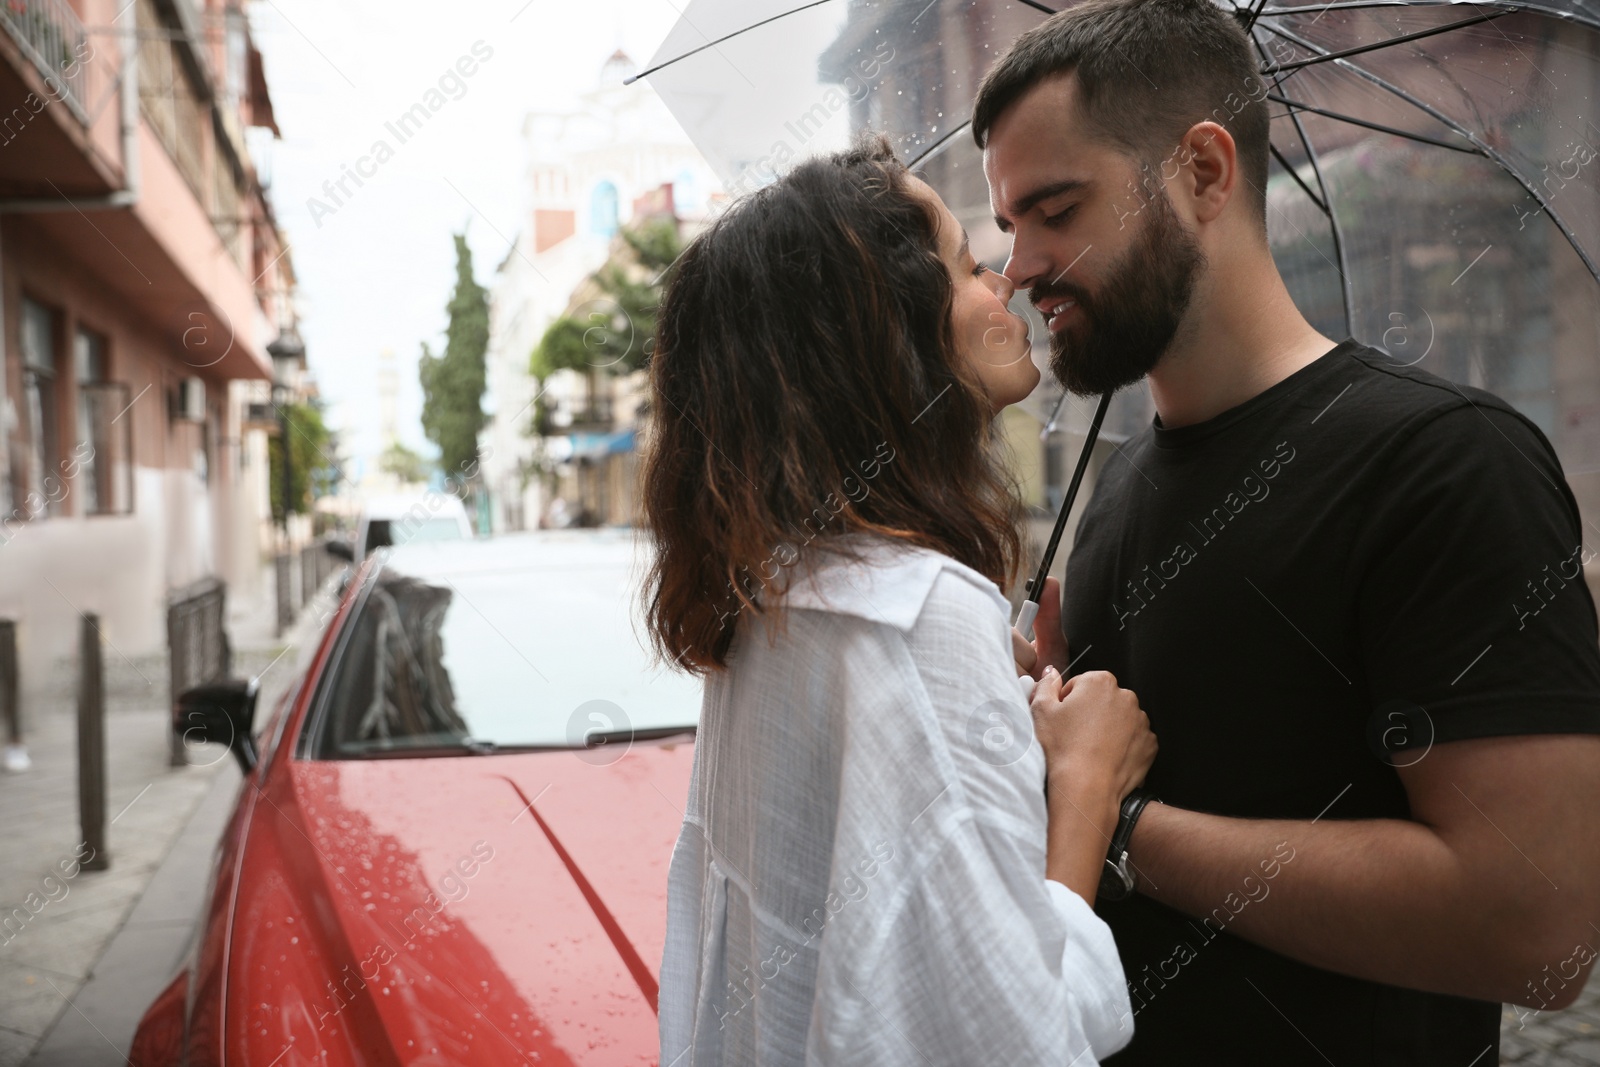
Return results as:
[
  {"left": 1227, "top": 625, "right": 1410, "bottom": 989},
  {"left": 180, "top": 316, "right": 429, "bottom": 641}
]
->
[{"left": 228, "top": 738, "right": 694, "bottom": 1066}]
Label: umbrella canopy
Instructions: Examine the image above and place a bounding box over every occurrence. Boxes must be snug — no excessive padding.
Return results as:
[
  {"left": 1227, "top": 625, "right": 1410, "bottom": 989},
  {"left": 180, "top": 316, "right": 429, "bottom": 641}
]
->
[{"left": 635, "top": 0, "right": 1600, "bottom": 538}]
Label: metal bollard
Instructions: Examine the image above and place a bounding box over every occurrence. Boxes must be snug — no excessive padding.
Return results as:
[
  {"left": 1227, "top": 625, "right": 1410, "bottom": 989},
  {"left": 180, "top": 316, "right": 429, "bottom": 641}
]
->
[
  {"left": 275, "top": 552, "right": 292, "bottom": 636},
  {"left": 77, "top": 614, "right": 109, "bottom": 870},
  {"left": 300, "top": 543, "right": 316, "bottom": 607},
  {"left": 165, "top": 597, "right": 185, "bottom": 768},
  {"left": 0, "top": 619, "right": 24, "bottom": 772}
]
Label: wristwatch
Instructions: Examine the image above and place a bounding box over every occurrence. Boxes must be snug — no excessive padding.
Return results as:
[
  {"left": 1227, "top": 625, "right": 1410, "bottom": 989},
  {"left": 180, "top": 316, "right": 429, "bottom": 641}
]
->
[{"left": 1098, "top": 788, "right": 1159, "bottom": 902}]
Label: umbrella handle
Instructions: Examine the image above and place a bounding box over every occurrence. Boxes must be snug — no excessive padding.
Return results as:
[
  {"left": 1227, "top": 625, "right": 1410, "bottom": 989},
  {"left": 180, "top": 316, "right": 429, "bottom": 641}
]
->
[{"left": 1014, "top": 599, "right": 1039, "bottom": 642}]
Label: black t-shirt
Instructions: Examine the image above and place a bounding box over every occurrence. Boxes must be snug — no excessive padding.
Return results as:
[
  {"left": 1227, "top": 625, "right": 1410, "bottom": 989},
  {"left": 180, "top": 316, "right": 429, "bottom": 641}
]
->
[{"left": 1062, "top": 339, "right": 1600, "bottom": 1065}]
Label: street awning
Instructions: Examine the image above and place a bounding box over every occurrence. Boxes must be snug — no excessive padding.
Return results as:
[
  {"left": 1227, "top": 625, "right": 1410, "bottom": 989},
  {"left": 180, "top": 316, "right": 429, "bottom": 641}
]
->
[{"left": 568, "top": 428, "right": 636, "bottom": 461}]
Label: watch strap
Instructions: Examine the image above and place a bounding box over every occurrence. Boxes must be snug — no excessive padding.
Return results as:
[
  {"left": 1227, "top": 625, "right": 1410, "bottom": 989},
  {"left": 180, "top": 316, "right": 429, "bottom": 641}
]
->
[{"left": 1098, "top": 788, "right": 1158, "bottom": 902}]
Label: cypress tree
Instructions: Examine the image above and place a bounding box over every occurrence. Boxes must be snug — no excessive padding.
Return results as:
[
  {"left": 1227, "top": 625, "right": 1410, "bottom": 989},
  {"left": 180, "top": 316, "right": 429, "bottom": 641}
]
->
[{"left": 420, "top": 232, "right": 489, "bottom": 479}]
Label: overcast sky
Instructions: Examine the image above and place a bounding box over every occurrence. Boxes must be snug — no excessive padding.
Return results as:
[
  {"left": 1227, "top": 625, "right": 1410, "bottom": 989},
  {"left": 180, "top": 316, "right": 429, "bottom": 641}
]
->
[{"left": 248, "top": 0, "right": 687, "bottom": 480}]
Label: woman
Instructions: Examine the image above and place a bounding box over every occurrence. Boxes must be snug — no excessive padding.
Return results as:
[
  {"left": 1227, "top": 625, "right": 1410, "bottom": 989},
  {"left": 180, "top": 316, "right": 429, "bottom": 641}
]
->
[{"left": 643, "top": 136, "right": 1156, "bottom": 1065}]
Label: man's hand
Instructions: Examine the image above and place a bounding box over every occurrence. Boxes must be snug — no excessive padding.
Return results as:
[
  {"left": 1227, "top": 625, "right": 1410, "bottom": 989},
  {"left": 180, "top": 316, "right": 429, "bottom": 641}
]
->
[
  {"left": 1011, "top": 627, "right": 1037, "bottom": 678},
  {"left": 1013, "top": 576, "right": 1072, "bottom": 679}
]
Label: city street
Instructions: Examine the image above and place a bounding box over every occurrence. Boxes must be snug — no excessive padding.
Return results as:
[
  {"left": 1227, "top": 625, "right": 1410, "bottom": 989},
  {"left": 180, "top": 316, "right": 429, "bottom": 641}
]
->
[
  {"left": 4, "top": 0, "right": 1600, "bottom": 1064},
  {"left": 1503, "top": 988, "right": 1600, "bottom": 1066},
  {"left": 0, "top": 574, "right": 335, "bottom": 1066}
]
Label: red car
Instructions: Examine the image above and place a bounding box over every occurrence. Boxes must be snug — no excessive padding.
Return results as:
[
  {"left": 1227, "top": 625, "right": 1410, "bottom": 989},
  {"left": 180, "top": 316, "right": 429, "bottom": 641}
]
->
[{"left": 130, "top": 532, "right": 702, "bottom": 1066}]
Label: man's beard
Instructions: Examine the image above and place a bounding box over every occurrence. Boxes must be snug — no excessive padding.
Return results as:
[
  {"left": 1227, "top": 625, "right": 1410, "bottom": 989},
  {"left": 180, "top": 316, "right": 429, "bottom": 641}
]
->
[{"left": 1031, "top": 185, "right": 1206, "bottom": 396}]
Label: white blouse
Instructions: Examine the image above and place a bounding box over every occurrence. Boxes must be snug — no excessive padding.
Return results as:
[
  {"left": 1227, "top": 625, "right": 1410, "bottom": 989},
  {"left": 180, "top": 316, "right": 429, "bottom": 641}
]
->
[{"left": 658, "top": 537, "right": 1134, "bottom": 1065}]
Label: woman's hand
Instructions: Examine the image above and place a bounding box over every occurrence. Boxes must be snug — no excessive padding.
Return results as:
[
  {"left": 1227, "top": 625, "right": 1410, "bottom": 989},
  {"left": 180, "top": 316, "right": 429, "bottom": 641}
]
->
[
  {"left": 1031, "top": 667, "right": 1158, "bottom": 903},
  {"left": 1013, "top": 577, "right": 1071, "bottom": 680},
  {"left": 1029, "top": 667, "right": 1157, "bottom": 803}
]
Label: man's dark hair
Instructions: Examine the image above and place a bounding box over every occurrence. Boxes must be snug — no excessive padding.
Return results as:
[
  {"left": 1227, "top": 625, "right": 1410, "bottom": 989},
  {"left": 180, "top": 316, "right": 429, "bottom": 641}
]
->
[{"left": 972, "top": 0, "right": 1270, "bottom": 232}]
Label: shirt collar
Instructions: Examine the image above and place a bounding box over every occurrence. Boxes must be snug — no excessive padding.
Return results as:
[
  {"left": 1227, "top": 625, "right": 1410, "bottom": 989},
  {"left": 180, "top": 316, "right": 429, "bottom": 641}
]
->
[{"left": 778, "top": 536, "right": 1011, "bottom": 631}]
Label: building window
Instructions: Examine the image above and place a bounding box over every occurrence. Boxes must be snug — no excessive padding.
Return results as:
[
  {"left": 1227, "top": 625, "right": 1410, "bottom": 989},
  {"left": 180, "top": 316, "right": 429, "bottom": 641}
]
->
[
  {"left": 590, "top": 180, "right": 619, "bottom": 237},
  {"left": 74, "top": 328, "right": 133, "bottom": 515},
  {"left": 20, "top": 297, "right": 62, "bottom": 518},
  {"left": 673, "top": 168, "right": 702, "bottom": 216}
]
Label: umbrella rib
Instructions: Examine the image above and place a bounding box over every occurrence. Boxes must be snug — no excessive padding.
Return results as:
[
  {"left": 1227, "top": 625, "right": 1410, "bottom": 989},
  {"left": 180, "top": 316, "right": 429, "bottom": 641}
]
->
[
  {"left": 1241, "top": 0, "right": 1276, "bottom": 33},
  {"left": 1259, "top": 0, "right": 1600, "bottom": 32},
  {"left": 1260, "top": 9, "right": 1511, "bottom": 74},
  {"left": 624, "top": 0, "right": 836, "bottom": 84},
  {"left": 1268, "top": 141, "right": 1329, "bottom": 213},
  {"left": 1262, "top": 0, "right": 1498, "bottom": 11},
  {"left": 1252, "top": 33, "right": 1355, "bottom": 334},
  {"left": 1266, "top": 92, "right": 1483, "bottom": 153},
  {"left": 1263, "top": 20, "right": 1600, "bottom": 285},
  {"left": 909, "top": 119, "right": 973, "bottom": 169}
]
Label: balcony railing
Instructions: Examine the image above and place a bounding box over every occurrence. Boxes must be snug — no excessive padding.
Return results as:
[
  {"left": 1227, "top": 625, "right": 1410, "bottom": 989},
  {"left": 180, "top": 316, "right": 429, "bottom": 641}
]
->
[
  {"left": 567, "top": 404, "right": 615, "bottom": 431},
  {"left": 0, "top": 0, "right": 92, "bottom": 123},
  {"left": 536, "top": 402, "right": 616, "bottom": 436}
]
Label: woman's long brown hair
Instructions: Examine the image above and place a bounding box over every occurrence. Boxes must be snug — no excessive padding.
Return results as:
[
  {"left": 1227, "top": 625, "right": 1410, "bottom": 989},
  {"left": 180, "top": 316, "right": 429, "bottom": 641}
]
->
[{"left": 642, "top": 135, "right": 1023, "bottom": 673}]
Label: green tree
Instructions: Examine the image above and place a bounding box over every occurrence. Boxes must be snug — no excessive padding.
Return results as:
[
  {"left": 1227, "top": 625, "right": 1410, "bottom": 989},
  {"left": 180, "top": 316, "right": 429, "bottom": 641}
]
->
[
  {"left": 378, "top": 441, "right": 432, "bottom": 484},
  {"left": 420, "top": 232, "right": 489, "bottom": 477},
  {"left": 620, "top": 215, "right": 681, "bottom": 272},
  {"left": 267, "top": 400, "right": 333, "bottom": 524},
  {"left": 531, "top": 216, "right": 681, "bottom": 381}
]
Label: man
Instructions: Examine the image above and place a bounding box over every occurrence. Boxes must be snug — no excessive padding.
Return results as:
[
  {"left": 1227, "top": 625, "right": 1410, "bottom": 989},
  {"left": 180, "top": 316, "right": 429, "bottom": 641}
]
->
[{"left": 986, "top": 0, "right": 1600, "bottom": 1062}]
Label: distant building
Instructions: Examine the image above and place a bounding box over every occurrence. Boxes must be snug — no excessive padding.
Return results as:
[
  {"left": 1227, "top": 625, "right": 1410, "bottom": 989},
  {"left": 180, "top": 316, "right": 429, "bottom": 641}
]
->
[
  {"left": 353, "top": 348, "right": 418, "bottom": 498},
  {"left": 0, "top": 0, "right": 299, "bottom": 674},
  {"left": 479, "top": 50, "right": 721, "bottom": 532}
]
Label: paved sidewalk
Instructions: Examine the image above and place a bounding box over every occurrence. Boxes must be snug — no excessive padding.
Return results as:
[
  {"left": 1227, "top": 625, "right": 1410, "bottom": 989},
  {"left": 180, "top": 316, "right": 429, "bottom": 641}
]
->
[
  {"left": 1502, "top": 975, "right": 1600, "bottom": 1065},
  {"left": 0, "top": 565, "right": 339, "bottom": 1067},
  {"left": 25, "top": 760, "right": 242, "bottom": 1067},
  {"left": 0, "top": 649, "right": 279, "bottom": 1066}
]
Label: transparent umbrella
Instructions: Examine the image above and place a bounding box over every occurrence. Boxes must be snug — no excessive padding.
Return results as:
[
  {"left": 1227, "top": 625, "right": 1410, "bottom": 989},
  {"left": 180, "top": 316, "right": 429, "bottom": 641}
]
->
[{"left": 633, "top": 0, "right": 1600, "bottom": 606}]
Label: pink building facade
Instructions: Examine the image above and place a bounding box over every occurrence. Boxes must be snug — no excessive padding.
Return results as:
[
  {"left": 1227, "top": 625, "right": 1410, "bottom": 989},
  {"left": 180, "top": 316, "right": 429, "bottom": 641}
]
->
[{"left": 0, "top": 0, "right": 297, "bottom": 678}]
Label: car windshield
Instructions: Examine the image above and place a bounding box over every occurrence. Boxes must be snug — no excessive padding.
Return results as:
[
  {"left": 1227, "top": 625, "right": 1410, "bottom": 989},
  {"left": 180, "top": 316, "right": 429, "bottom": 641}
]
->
[
  {"left": 398, "top": 516, "right": 467, "bottom": 543},
  {"left": 365, "top": 515, "right": 466, "bottom": 554},
  {"left": 311, "top": 534, "right": 702, "bottom": 758}
]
